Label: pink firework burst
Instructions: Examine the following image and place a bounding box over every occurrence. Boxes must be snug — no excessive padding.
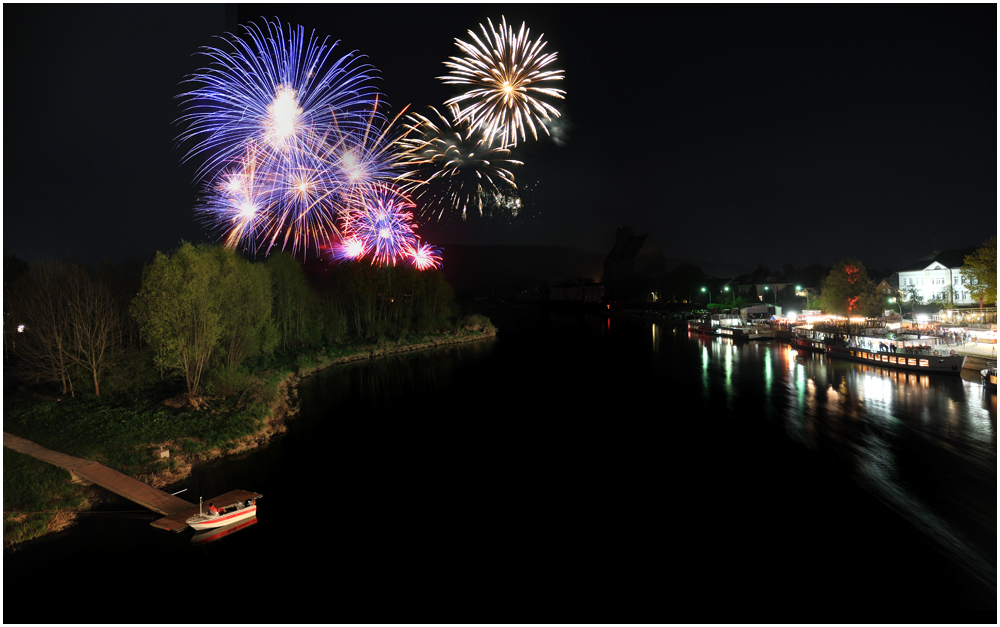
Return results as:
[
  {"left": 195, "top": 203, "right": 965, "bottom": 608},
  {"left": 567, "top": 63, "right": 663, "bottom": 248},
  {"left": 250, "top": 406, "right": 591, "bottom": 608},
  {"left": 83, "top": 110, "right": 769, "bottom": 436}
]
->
[
  {"left": 343, "top": 184, "right": 418, "bottom": 266},
  {"left": 406, "top": 240, "right": 442, "bottom": 270}
]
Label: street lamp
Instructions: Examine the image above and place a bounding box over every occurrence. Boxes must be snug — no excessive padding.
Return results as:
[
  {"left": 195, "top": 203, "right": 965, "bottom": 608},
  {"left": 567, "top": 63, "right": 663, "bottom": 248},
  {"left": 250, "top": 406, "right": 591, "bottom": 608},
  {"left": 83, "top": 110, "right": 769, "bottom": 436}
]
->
[
  {"left": 764, "top": 285, "right": 776, "bottom": 304},
  {"left": 704, "top": 285, "right": 731, "bottom": 307}
]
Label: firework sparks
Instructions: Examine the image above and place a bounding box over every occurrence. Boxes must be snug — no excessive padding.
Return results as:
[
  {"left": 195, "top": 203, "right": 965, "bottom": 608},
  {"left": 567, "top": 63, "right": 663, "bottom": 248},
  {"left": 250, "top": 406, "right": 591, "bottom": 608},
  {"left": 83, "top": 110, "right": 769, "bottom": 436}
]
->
[
  {"left": 177, "top": 18, "right": 452, "bottom": 262},
  {"left": 318, "top": 100, "right": 416, "bottom": 210},
  {"left": 438, "top": 16, "right": 565, "bottom": 148},
  {"left": 178, "top": 19, "right": 380, "bottom": 180},
  {"left": 341, "top": 184, "right": 419, "bottom": 266},
  {"left": 406, "top": 239, "right": 442, "bottom": 270},
  {"left": 177, "top": 18, "right": 387, "bottom": 256},
  {"left": 398, "top": 104, "right": 521, "bottom": 221},
  {"left": 327, "top": 235, "right": 368, "bottom": 262}
]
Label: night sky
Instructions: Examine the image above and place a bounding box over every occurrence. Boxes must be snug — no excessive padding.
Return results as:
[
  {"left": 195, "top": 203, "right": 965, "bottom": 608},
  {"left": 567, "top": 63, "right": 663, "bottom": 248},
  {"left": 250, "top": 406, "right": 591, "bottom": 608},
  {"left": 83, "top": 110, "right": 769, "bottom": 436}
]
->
[{"left": 4, "top": 3, "right": 996, "bottom": 274}]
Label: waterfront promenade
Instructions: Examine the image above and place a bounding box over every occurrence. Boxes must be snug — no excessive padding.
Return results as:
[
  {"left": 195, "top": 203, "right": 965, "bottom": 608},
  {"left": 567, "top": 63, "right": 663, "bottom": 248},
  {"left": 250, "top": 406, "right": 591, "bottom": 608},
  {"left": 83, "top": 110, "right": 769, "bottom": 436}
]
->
[{"left": 953, "top": 341, "right": 997, "bottom": 359}]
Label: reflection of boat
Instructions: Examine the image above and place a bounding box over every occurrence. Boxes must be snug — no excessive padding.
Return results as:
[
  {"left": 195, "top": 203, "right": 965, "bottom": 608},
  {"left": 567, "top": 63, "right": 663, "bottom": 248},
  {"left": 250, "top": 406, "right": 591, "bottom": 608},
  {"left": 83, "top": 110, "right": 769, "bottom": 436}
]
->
[
  {"left": 982, "top": 362, "right": 997, "bottom": 390},
  {"left": 186, "top": 497, "right": 259, "bottom": 530},
  {"left": 191, "top": 516, "right": 258, "bottom": 544},
  {"left": 793, "top": 326, "right": 966, "bottom": 375}
]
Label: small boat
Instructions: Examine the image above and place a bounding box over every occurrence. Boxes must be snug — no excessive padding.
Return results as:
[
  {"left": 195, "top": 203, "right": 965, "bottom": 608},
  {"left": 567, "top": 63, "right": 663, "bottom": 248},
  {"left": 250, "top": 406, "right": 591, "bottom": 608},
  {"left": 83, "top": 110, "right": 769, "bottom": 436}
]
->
[
  {"left": 982, "top": 361, "right": 997, "bottom": 390},
  {"left": 740, "top": 305, "right": 777, "bottom": 340},
  {"left": 186, "top": 497, "right": 259, "bottom": 530},
  {"left": 190, "top": 516, "right": 258, "bottom": 544},
  {"left": 687, "top": 310, "right": 751, "bottom": 339}
]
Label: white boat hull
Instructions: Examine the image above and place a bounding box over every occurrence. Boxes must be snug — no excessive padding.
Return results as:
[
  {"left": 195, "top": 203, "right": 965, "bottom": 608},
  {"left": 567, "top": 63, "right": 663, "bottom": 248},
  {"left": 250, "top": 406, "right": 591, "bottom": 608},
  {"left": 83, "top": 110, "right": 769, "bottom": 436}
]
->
[{"left": 186, "top": 504, "right": 257, "bottom": 530}]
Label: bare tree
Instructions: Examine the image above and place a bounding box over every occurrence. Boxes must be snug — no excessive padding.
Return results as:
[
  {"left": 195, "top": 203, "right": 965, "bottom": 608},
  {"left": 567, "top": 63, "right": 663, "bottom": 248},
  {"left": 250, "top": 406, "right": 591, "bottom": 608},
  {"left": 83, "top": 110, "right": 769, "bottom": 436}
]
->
[
  {"left": 64, "top": 268, "right": 122, "bottom": 396},
  {"left": 13, "top": 261, "right": 76, "bottom": 395}
]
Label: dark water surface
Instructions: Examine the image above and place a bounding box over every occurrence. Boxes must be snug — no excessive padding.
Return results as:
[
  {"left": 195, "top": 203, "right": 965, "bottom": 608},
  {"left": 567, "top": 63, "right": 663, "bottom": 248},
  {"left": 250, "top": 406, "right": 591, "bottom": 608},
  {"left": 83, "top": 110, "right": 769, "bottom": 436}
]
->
[{"left": 5, "top": 307, "right": 996, "bottom": 621}]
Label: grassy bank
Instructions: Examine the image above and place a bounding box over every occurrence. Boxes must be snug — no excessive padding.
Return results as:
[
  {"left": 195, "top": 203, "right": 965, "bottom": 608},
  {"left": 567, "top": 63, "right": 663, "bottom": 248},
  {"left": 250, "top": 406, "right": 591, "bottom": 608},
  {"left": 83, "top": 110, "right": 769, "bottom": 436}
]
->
[
  {"left": 3, "top": 450, "right": 96, "bottom": 548},
  {"left": 2, "top": 325, "right": 496, "bottom": 548}
]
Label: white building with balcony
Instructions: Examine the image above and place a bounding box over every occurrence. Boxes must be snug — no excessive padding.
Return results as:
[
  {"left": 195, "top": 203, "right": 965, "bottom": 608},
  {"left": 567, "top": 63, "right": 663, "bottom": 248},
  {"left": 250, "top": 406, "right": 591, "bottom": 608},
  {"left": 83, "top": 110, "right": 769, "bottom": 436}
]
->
[{"left": 897, "top": 248, "right": 978, "bottom": 305}]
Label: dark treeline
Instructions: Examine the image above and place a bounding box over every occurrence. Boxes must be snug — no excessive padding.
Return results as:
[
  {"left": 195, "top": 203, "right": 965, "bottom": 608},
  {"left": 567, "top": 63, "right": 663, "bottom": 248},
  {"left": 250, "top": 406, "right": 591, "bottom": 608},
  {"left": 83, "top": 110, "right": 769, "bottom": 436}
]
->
[
  {"left": 654, "top": 261, "right": 833, "bottom": 309},
  {"left": 4, "top": 243, "right": 466, "bottom": 399}
]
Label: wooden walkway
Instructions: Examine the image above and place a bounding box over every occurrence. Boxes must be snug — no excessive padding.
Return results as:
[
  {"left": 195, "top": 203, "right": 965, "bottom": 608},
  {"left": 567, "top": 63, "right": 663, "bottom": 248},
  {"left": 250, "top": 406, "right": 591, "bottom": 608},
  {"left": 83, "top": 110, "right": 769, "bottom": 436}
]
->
[
  {"left": 150, "top": 489, "right": 262, "bottom": 532},
  {"left": 3, "top": 432, "right": 261, "bottom": 533}
]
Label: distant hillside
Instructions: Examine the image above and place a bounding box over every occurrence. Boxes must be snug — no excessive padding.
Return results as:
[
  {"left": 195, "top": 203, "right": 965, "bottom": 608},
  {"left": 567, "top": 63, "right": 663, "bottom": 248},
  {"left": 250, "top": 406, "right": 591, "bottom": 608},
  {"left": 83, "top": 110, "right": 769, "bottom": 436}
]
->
[
  {"left": 438, "top": 245, "right": 605, "bottom": 290},
  {"left": 437, "top": 244, "right": 752, "bottom": 291},
  {"left": 664, "top": 258, "right": 754, "bottom": 279}
]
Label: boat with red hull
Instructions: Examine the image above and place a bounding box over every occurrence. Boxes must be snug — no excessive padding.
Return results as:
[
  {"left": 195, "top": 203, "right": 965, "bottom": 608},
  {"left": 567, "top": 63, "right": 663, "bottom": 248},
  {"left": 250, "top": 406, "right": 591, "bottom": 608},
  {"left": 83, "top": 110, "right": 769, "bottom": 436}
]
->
[
  {"left": 186, "top": 497, "right": 259, "bottom": 530},
  {"left": 190, "top": 516, "right": 258, "bottom": 544}
]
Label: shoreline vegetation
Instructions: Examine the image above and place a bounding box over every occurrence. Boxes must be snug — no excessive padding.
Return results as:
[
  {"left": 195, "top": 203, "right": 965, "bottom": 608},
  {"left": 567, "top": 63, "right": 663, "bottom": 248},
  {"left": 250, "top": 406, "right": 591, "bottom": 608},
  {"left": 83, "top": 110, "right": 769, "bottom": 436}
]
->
[
  {"left": 3, "top": 325, "right": 496, "bottom": 549},
  {"left": 3, "top": 242, "right": 497, "bottom": 549}
]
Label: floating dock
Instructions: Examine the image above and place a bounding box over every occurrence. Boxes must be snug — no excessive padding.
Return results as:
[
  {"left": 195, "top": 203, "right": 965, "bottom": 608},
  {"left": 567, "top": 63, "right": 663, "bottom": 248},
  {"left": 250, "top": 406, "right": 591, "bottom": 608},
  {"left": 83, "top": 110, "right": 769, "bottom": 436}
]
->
[{"left": 4, "top": 431, "right": 260, "bottom": 532}]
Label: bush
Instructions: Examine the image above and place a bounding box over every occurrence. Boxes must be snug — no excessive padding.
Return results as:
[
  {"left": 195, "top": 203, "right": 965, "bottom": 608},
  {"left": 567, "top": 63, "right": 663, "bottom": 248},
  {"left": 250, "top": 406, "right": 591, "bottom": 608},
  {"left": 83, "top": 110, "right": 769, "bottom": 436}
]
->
[
  {"left": 461, "top": 314, "right": 494, "bottom": 331},
  {"left": 102, "top": 346, "right": 163, "bottom": 395},
  {"left": 294, "top": 353, "right": 315, "bottom": 373},
  {"left": 322, "top": 307, "right": 348, "bottom": 343},
  {"left": 203, "top": 363, "right": 253, "bottom": 398}
]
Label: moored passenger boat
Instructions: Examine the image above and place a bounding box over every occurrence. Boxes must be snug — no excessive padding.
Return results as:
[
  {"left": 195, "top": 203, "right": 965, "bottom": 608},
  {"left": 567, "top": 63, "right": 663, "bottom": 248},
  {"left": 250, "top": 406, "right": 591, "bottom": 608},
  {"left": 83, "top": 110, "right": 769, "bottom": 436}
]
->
[
  {"left": 687, "top": 310, "right": 752, "bottom": 339},
  {"left": 793, "top": 325, "right": 966, "bottom": 375},
  {"left": 740, "top": 304, "right": 777, "bottom": 340}
]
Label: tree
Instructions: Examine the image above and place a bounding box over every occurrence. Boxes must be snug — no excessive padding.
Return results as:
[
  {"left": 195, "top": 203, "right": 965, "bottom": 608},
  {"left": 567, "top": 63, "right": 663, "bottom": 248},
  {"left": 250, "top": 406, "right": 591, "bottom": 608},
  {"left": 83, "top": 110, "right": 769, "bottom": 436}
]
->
[
  {"left": 661, "top": 263, "right": 706, "bottom": 303},
  {"left": 3, "top": 254, "right": 30, "bottom": 359},
  {"left": 64, "top": 266, "right": 123, "bottom": 396},
  {"left": 899, "top": 284, "right": 922, "bottom": 318},
  {"left": 930, "top": 285, "right": 958, "bottom": 310},
  {"left": 10, "top": 260, "right": 126, "bottom": 396},
  {"left": 131, "top": 243, "right": 226, "bottom": 397},
  {"left": 801, "top": 263, "right": 829, "bottom": 288},
  {"left": 211, "top": 247, "right": 274, "bottom": 367},
  {"left": 11, "top": 261, "right": 76, "bottom": 395},
  {"left": 960, "top": 236, "right": 997, "bottom": 312},
  {"left": 818, "top": 258, "right": 879, "bottom": 318},
  {"left": 265, "top": 252, "right": 323, "bottom": 349}
]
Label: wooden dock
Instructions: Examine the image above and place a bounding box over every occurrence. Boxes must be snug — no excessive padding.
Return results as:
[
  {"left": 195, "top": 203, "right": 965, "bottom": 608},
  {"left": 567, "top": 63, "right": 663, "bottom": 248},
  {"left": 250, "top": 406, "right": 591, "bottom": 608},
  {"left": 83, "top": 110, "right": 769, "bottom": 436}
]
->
[
  {"left": 150, "top": 489, "right": 262, "bottom": 532},
  {"left": 4, "top": 431, "right": 260, "bottom": 533}
]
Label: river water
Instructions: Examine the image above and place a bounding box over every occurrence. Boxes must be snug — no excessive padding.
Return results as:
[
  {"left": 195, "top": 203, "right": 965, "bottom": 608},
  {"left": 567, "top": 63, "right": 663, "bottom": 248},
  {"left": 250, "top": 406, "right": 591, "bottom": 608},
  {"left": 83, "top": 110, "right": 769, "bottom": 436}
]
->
[{"left": 5, "top": 306, "right": 996, "bottom": 621}]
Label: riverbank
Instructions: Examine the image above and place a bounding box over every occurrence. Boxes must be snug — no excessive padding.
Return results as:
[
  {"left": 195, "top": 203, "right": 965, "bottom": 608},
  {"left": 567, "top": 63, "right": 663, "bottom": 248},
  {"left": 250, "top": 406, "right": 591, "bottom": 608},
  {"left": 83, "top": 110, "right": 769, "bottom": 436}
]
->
[{"left": 3, "top": 326, "right": 496, "bottom": 548}]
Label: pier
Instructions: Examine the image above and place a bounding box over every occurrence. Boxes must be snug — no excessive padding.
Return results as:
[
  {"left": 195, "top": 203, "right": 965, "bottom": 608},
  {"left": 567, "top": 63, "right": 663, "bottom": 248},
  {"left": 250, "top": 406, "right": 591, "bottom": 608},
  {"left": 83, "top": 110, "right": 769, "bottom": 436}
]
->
[{"left": 3, "top": 432, "right": 260, "bottom": 532}]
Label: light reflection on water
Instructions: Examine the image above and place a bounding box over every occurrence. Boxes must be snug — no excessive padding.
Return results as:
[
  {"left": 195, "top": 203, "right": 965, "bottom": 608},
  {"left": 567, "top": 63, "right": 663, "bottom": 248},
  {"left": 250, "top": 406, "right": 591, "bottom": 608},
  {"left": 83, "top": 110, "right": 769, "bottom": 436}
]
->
[
  {"left": 682, "top": 325, "right": 996, "bottom": 595},
  {"left": 5, "top": 312, "right": 995, "bottom": 617}
]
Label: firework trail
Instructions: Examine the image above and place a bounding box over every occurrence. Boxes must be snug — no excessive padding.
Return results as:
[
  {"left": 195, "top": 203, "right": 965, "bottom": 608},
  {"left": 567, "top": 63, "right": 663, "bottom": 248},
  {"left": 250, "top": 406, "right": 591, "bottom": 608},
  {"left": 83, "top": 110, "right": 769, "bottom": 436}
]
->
[
  {"left": 178, "top": 18, "right": 389, "bottom": 256},
  {"left": 194, "top": 133, "right": 344, "bottom": 255},
  {"left": 438, "top": 16, "right": 565, "bottom": 148},
  {"left": 318, "top": 99, "right": 418, "bottom": 212},
  {"left": 398, "top": 104, "right": 522, "bottom": 221},
  {"left": 177, "top": 17, "right": 450, "bottom": 266},
  {"left": 177, "top": 18, "right": 381, "bottom": 181},
  {"left": 194, "top": 144, "right": 273, "bottom": 253}
]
